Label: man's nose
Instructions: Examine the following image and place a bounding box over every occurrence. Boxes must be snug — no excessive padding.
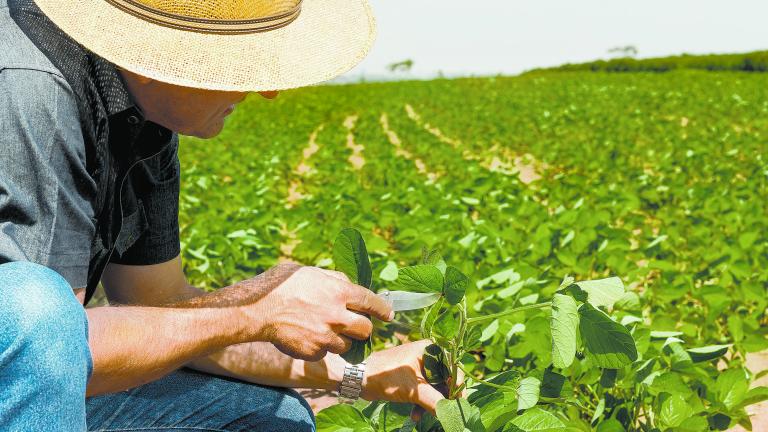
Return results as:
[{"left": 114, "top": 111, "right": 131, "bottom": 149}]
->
[{"left": 258, "top": 91, "right": 280, "bottom": 100}]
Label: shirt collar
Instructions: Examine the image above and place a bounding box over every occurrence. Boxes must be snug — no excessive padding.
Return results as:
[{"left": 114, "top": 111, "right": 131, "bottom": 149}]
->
[{"left": 94, "top": 56, "right": 175, "bottom": 160}]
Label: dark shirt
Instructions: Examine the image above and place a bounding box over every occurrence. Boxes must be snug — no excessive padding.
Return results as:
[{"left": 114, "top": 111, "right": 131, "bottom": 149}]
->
[{"left": 0, "top": 0, "right": 181, "bottom": 304}]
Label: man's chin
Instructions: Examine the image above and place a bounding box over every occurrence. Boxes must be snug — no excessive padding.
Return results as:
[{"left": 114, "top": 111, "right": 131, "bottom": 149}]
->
[{"left": 181, "top": 122, "right": 225, "bottom": 139}]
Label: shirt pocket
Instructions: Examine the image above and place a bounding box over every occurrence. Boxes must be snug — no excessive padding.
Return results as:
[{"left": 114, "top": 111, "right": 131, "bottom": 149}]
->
[{"left": 113, "top": 201, "right": 148, "bottom": 257}]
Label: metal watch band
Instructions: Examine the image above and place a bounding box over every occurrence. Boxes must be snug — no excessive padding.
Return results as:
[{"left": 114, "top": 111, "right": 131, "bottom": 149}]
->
[{"left": 338, "top": 362, "right": 366, "bottom": 403}]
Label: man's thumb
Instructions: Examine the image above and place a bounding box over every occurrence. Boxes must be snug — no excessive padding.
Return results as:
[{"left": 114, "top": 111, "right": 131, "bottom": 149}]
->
[{"left": 416, "top": 382, "right": 445, "bottom": 415}]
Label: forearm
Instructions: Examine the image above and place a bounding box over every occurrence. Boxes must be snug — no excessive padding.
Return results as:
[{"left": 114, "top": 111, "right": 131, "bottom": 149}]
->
[
  {"left": 88, "top": 264, "right": 299, "bottom": 396},
  {"left": 85, "top": 305, "right": 246, "bottom": 396},
  {"left": 180, "top": 277, "right": 346, "bottom": 391},
  {"left": 188, "top": 342, "right": 346, "bottom": 391}
]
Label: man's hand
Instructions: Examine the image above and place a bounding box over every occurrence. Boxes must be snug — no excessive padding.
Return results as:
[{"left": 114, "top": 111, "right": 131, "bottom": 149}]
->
[
  {"left": 236, "top": 265, "right": 393, "bottom": 361},
  {"left": 360, "top": 340, "right": 446, "bottom": 415}
]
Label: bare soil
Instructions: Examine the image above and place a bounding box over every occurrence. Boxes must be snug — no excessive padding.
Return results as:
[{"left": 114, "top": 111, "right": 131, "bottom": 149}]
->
[
  {"left": 403, "top": 105, "right": 546, "bottom": 185},
  {"left": 343, "top": 115, "right": 366, "bottom": 170},
  {"left": 379, "top": 113, "right": 440, "bottom": 181}
]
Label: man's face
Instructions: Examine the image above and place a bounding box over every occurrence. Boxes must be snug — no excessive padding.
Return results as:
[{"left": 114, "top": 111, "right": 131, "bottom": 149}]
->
[{"left": 120, "top": 69, "right": 278, "bottom": 138}]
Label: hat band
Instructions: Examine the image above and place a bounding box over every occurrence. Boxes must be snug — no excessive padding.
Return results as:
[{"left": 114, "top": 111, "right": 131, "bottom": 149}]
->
[{"left": 104, "top": 0, "right": 302, "bottom": 34}]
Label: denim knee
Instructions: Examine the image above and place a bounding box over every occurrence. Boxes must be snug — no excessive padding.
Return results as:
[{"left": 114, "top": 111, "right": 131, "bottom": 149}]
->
[
  {"left": 272, "top": 389, "right": 315, "bottom": 432},
  {"left": 0, "top": 261, "right": 92, "bottom": 381},
  {"left": 232, "top": 384, "right": 315, "bottom": 432}
]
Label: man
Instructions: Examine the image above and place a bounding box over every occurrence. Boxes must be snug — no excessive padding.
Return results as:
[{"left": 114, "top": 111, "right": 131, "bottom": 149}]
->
[{"left": 0, "top": 0, "right": 445, "bottom": 430}]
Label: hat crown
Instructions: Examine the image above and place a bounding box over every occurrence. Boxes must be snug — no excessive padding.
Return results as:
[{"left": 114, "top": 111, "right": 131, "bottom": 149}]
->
[{"left": 133, "top": 0, "right": 300, "bottom": 20}]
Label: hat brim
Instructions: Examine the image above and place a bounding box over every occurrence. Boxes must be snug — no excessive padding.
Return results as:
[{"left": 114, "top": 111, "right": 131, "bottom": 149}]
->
[{"left": 34, "top": 0, "right": 376, "bottom": 92}]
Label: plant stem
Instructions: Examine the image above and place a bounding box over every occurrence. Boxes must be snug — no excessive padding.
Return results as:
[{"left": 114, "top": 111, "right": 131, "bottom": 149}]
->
[
  {"left": 448, "top": 299, "right": 469, "bottom": 399},
  {"left": 466, "top": 302, "right": 551, "bottom": 325},
  {"left": 456, "top": 363, "right": 518, "bottom": 393}
]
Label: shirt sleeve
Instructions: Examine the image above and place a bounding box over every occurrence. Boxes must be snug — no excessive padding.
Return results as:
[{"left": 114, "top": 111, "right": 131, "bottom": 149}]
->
[
  {"left": 0, "top": 68, "right": 96, "bottom": 288},
  {"left": 109, "top": 134, "right": 181, "bottom": 266}
]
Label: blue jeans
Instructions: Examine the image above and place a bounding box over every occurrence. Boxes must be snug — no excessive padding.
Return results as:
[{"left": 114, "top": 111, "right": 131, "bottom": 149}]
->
[{"left": 0, "top": 262, "right": 316, "bottom": 431}]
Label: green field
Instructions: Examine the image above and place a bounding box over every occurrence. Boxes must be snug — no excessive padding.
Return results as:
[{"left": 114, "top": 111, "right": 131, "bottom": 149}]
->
[{"left": 178, "top": 70, "right": 768, "bottom": 431}]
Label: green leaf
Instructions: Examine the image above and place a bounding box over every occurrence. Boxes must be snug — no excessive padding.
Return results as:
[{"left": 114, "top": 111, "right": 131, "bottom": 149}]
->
[
  {"left": 394, "top": 265, "right": 444, "bottom": 293},
  {"left": 715, "top": 368, "right": 748, "bottom": 410},
  {"left": 422, "top": 248, "right": 447, "bottom": 274},
  {"left": 333, "top": 228, "right": 372, "bottom": 288},
  {"left": 739, "top": 231, "right": 759, "bottom": 249},
  {"left": 516, "top": 377, "right": 541, "bottom": 410},
  {"left": 480, "top": 319, "right": 500, "bottom": 343},
  {"left": 375, "top": 402, "right": 412, "bottom": 432},
  {"left": 380, "top": 261, "right": 399, "bottom": 281},
  {"left": 596, "top": 418, "right": 625, "bottom": 432},
  {"left": 575, "top": 277, "right": 625, "bottom": 309},
  {"left": 507, "top": 407, "right": 565, "bottom": 431},
  {"left": 444, "top": 266, "right": 470, "bottom": 305},
  {"left": 650, "top": 330, "right": 684, "bottom": 339},
  {"left": 342, "top": 338, "right": 372, "bottom": 366},
  {"left": 421, "top": 298, "right": 444, "bottom": 339},
  {"left": 423, "top": 344, "right": 450, "bottom": 386},
  {"left": 686, "top": 344, "right": 730, "bottom": 363},
  {"left": 591, "top": 398, "right": 605, "bottom": 425},
  {"left": 658, "top": 394, "right": 694, "bottom": 429},
  {"left": 600, "top": 369, "right": 617, "bottom": 388},
  {"left": 738, "top": 386, "right": 768, "bottom": 409},
  {"left": 728, "top": 315, "right": 744, "bottom": 342},
  {"left": 664, "top": 341, "right": 693, "bottom": 370},
  {"left": 316, "top": 404, "right": 375, "bottom": 432},
  {"left": 434, "top": 310, "right": 459, "bottom": 339},
  {"left": 435, "top": 398, "right": 484, "bottom": 432},
  {"left": 678, "top": 416, "right": 709, "bottom": 432},
  {"left": 474, "top": 392, "right": 518, "bottom": 432},
  {"left": 468, "top": 370, "right": 521, "bottom": 403},
  {"left": 578, "top": 303, "right": 638, "bottom": 368},
  {"left": 461, "top": 196, "right": 480, "bottom": 206},
  {"left": 614, "top": 292, "right": 641, "bottom": 312},
  {"left": 464, "top": 325, "right": 483, "bottom": 351},
  {"left": 540, "top": 370, "right": 568, "bottom": 398},
  {"left": 334, "top": 228, "right": 373, "bottom": 364},
  {"left": 708, "top": 413, "right": 731, "bottom": 430},
  {"left": 476, "top": 268, "right": 520, "bottom": 289},
  {"left": 550, "top": 293, "right": 579, "bottom": 369}
]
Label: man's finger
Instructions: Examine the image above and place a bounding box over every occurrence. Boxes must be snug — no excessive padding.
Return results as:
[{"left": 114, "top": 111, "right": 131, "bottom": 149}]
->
[
  {"left": 415, "top": 382, "right": 445, "bottom": 415},
  {"left": 336, "top": 311, "right": 374, "bottom": 340},
  {"left": 325, "top": 335, "right": 353, "bottom": 355},
  {"left": 317, "top": 268, "right": 351, "bottom": 283},
  {"left": 345, "top": 286, "right": 393, "bottom": 322}
]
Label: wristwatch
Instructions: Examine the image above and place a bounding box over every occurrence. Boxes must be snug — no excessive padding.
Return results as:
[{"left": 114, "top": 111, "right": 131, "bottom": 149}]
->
[{"left": 338, "top": 362, "right": 366, "bottom": 403}]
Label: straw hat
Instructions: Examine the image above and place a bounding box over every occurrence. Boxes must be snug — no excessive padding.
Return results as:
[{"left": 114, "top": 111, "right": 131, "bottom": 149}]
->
[{"left": 34, "top": 0, "right": 376, "bottom": 91}]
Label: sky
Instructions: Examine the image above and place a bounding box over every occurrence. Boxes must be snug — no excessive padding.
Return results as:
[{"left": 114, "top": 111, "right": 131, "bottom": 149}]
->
[{"left": 338, "top": 0, "right": 768, "bottom": 81}]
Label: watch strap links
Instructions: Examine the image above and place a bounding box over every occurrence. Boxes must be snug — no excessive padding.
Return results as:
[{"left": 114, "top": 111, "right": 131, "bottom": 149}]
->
[{"left": 338, "top": 362, "right": 365, "bottom": 403}]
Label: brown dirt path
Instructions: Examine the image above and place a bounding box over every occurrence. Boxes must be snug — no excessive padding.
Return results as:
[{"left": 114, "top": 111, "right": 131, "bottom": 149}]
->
[
  {"left": 403, "top": 104, "right": 546, "bottom": 185},
  {"left": 379, "top": 113, "right": 440, "bottom": 182},
  {"left": 343, "top": 115, "right": 365, "bottom": 170},
  {"left": 277, "top": 223, "right": 301, "bottom": 263},
  {"left": 285, "top": 124, "right": 325, "bottom": 209}
]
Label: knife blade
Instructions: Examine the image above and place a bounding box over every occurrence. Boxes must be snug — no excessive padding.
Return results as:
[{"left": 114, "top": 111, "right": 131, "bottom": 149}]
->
[{"left": 378, "top": 290, "right": 441, "bottom": 312}]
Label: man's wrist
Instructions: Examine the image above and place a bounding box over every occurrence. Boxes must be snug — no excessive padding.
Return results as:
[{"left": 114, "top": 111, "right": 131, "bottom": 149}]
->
[
  {"left": 339, "top": 362, "right": 366, "bottom": 402},
  {"left": 326, "top": 354, "right": 347, "bottom": 391},
  {"left": 179, "top": 306, "right": 252, "bottom": 351}
]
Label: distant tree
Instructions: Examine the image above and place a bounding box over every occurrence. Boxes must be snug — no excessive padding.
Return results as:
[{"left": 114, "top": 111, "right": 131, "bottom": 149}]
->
[
  {"left": 608, "top": 45, "right": 639, "bottom": 58},
  {"left": 388, "top": 59, "right": 414, "bottom": 73}
]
